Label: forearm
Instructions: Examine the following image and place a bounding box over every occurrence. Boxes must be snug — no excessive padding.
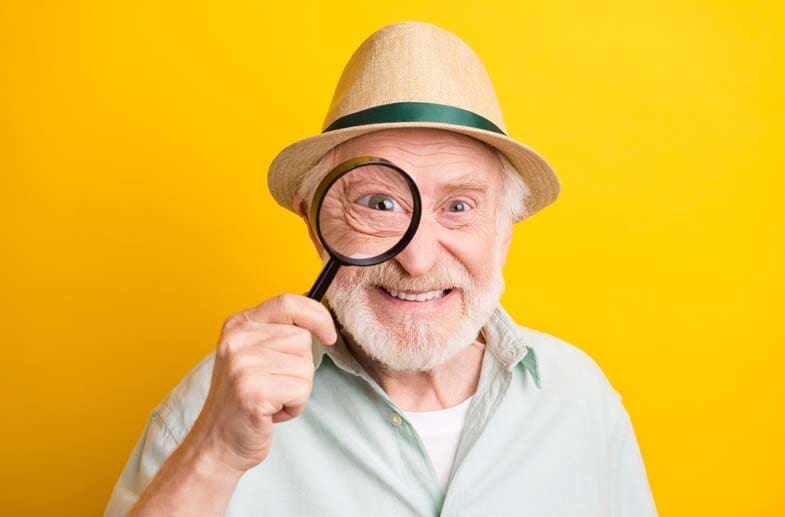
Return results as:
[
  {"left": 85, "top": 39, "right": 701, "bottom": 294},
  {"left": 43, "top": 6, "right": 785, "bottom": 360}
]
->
[{"left": 128, "top": 433, "right": 243, "bottom": 516}]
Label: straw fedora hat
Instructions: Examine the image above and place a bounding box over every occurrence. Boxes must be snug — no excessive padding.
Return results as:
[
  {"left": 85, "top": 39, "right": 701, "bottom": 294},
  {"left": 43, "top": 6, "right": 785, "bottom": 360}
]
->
[{"left": 267, "top": 21, "right": 561, "bottom": 221}]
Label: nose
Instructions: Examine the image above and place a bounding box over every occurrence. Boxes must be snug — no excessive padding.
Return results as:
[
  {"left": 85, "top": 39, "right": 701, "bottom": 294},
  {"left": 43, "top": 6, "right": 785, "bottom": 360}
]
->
[{"left": 392, "top": 213, "right": 442, "bottom": 277}]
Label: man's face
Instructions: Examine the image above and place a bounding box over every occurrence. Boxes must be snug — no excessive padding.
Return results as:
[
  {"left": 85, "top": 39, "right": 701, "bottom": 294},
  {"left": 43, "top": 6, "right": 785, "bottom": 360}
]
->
[{"left": 311, "top": 128, "right": 513, "bottom": 372}]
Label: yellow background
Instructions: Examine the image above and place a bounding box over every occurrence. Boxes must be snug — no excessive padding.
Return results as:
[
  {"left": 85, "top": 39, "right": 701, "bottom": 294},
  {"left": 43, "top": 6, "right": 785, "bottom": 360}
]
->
[{"left": 2, "top": 1, "right": 783, "bottom": 515}]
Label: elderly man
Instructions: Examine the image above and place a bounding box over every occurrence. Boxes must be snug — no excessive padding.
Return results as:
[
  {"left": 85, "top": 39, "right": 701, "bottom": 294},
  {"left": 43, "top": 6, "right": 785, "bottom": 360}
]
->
[{"left": 107, "top": 22, "right": 656, "bottom": 516}]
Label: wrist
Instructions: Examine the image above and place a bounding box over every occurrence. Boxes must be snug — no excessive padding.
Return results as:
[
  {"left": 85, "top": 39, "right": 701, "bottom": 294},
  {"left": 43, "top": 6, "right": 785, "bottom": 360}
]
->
[
  {"left": 128, "top": 426, "right": 244, "bottom": 516},
  {"left": 179, "top": 429, "right": 246, "bottom": 487}
]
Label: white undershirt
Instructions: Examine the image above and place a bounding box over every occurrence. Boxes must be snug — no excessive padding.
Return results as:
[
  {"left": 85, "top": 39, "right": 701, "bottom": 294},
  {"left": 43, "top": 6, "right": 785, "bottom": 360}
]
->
[{"left": 401, "top": 395, "right": 474, "bottom": 493}]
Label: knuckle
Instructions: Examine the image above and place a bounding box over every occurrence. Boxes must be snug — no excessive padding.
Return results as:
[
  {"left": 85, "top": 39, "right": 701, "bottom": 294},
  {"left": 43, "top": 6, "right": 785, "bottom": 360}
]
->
[
  {"left": 216, "top": 341, "right": 230, "bottom": 361},
  {"left": 297, "top": 360, "right": 315, "bottom": 380},
  {"left": 290, "top": 377, "right": 312, "bottom": 401},
  {"left": 233, "top": 374, "right": 257, "bottom": 402},
  {"left": 225, "top": 355, "right": 245, "bottom": 382},
  {"left": 275, "top": 293, "right": 299, "bottom": 314},
  {"left": 286, "top": 377, "right": 311, "bottom": 401},
  {"left": 217, "top": 334, "right": 241, "bottom": 359},
  {"left": 246, "top": 404, "right": 268, "bottom": 425},
  {"left": 222, "top": 313, "right": 243, "bottom": 332}
]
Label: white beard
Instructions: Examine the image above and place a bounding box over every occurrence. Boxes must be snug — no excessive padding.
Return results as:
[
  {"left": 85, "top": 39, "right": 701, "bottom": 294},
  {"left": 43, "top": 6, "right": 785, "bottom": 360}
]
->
[{"left": 325, "top": 256, "right": 505, "bottom": 373}]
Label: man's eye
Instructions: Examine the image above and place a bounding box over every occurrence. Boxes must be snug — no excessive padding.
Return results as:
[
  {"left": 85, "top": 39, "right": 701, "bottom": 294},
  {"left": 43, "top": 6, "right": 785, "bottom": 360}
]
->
[
  {"left": 355, "top": 194, "right": 402, "bottom": 212},
  {"left": 447, "top": 200, "right": 471, "bottom": 212}
]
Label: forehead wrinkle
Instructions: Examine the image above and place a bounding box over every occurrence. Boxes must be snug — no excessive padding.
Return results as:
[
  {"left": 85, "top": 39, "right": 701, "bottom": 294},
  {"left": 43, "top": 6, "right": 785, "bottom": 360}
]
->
[
  {"left": 330, "top": 131, "right": 502, "bottom": 200},
  {"left": 333, "top": 131, "right": 496, "bottom": 163},
  {"left": 335, "top": 144, "right": 496, "bottom": 178}
]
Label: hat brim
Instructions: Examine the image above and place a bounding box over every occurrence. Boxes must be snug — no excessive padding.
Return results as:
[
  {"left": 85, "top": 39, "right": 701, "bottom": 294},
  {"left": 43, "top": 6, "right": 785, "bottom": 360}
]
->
[{"left": 267, "top": 121, "right": 561, "bottom": 221}]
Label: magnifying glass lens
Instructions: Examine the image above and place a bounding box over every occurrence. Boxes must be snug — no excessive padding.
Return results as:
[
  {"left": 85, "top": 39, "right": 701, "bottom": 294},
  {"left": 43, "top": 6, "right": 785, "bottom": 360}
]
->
[
  {"left": 307, "top": 157, "right": 421, "bottom": 301},
  {"left": 318, "top": 164, "right": 415, "bottom": 260}
]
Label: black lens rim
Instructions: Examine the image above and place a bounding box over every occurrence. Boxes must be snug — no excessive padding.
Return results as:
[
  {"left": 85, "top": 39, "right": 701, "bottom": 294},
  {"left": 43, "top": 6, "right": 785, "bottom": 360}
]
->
[{"left": 310, "top": 156, "right": 422, "bottom": 267}]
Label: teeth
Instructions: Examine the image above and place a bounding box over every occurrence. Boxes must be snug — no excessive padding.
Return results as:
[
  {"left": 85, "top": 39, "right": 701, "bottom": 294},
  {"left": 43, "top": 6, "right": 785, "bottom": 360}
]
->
[{"left": 381, "top": 286, "right": 448, "bottom": 302}]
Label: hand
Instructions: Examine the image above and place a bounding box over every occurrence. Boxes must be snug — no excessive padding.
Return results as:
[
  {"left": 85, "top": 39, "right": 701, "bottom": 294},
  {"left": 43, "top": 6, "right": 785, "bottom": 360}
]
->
[{"left": 186, "top": 293, "right": 337, "bottom": 475}]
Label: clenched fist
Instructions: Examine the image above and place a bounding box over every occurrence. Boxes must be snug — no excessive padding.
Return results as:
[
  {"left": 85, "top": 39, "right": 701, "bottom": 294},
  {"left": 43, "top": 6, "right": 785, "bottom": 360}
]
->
[{"left": 186, "top": 293, "right": 337, "bottom": 474}]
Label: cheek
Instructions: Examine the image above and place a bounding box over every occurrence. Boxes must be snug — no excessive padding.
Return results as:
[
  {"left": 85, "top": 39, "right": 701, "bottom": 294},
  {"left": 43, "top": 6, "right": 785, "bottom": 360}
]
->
[
  {"left": 332, "top": 266, "right": 364, "bottom": 289},
  {"left": 443, "top": 229, "right": 499, "bottom": 283}
]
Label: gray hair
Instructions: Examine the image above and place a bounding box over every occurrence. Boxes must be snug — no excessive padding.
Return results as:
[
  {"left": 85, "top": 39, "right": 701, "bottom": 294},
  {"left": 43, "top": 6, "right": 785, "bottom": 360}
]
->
[{"left": 294, "top": 144, "right": 529, "bottom": 229}]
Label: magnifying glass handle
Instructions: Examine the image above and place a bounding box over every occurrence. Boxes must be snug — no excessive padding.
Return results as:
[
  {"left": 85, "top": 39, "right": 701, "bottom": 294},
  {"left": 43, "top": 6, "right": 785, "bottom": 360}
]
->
[{"left": 308, "top": 258, "right": 341, "bottom": 301}]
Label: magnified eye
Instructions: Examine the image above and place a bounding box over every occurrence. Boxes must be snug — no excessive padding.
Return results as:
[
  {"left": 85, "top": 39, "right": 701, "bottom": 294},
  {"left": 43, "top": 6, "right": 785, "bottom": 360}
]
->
[
  {"left": 356, "top": 194, "right": 403, "bottom": 212},
  {"left": 447, "top": 200, "right": 471, "bottom": 212}
]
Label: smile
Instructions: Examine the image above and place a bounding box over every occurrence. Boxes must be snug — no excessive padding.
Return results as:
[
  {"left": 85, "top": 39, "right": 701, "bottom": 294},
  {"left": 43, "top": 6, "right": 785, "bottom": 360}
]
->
[{"left": 378, "top": 285, "right": 453, "bottom": 302}]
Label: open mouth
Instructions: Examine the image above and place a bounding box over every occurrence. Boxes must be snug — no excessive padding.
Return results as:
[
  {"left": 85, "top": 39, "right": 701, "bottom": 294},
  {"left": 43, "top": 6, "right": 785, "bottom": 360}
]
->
[{"left": 377, "top": 285, "right": 454, "bottom": 302}]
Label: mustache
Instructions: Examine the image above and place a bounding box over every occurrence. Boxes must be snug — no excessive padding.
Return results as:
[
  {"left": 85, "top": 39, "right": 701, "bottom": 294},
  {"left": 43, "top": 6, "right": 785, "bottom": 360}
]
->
[{"left": 351, "top": 260, "right": 473, "bottom": 292}]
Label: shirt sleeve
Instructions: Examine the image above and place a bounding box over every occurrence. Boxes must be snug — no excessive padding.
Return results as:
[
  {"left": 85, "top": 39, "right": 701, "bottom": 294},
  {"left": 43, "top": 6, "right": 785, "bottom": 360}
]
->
[
  {"left": 611, "top": 406, "right": 658, "bottom": 517},
  {"left": 104, "top": 410, "right": 181, "bottom": 516}
]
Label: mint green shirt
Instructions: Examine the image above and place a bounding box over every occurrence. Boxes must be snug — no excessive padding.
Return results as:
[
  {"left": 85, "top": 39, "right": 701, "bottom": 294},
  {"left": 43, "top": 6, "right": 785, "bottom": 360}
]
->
[{"left": 106, "top": 305, "right": 657, "bottom": 516}]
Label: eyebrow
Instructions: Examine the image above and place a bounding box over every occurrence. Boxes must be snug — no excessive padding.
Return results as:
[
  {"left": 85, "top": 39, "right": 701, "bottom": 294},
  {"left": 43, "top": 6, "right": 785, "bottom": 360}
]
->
[{"left": 438, "top": 175, "right": 489, "bottom": 195}]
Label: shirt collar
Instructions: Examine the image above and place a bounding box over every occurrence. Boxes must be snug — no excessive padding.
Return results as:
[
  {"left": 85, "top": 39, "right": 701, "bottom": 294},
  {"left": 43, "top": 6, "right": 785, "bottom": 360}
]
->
[
  {"left": 481, "top": 304, "right": 542, "bottom": 388},
  {"left": 311, "top": 304, "right": 542, "bottom": 389}
]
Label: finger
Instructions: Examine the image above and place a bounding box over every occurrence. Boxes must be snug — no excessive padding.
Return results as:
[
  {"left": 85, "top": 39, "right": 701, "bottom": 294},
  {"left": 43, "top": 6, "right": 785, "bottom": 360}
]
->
[
  {"left": 241, "top": 294, "right": 337, "bottom": 345},
  {"left": 271, "top": 375, "right": 312, "bottom": 421},
  {"left": 252, "top": 373, "right": 311, "bottom": 421},
  {"left": 232, "top": 348, "right": 314, "bottom": 381},
  {"left": 271, "top": 407, "right": 299, "bottom": 424},
  {"left": 222, "top": 324, "right": 314, "bottom": 359}
]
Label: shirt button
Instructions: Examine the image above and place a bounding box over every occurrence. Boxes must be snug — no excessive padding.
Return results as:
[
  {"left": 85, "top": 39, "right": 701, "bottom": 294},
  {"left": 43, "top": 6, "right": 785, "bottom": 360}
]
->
[{"left": 389, "top": 412, "right": 403, "bottom": 426}]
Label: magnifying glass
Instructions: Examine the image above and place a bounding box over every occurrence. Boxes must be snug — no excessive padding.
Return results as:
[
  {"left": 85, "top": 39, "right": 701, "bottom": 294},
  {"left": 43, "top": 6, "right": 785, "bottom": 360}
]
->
[{"left": 307, "top": 156, "right": 422, "bottom": 301}]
